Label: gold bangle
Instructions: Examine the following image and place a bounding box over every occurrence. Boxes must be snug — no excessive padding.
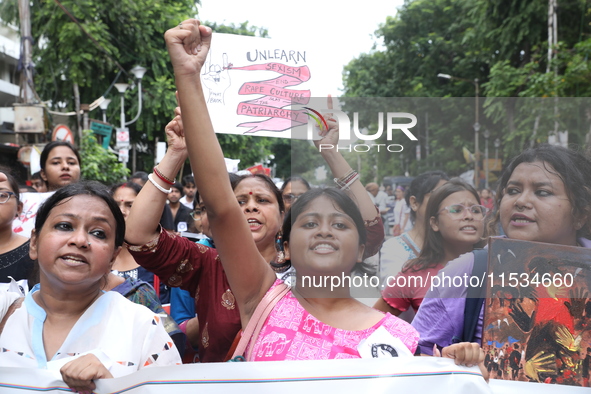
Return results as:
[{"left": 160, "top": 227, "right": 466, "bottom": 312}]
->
[{"left": 153, "top": 166, "right": 175, "bottom": 184}]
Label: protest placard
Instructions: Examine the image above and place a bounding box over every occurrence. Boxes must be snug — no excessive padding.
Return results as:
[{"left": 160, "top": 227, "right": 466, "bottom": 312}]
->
[
  {"left": 203, "top": 33, "right": 321, "bottom": 139},
  {"left": 483, "top": 238, "right": 591, "bottom": 387}
]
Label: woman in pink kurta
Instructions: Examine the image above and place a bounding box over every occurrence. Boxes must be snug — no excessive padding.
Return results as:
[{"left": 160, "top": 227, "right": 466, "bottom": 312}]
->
[
  {"left": 161, "top": 19, "right": 486, "bottom": 371},
  {"left": 251, "top": 280, "right": 418, "bottom": 361}
]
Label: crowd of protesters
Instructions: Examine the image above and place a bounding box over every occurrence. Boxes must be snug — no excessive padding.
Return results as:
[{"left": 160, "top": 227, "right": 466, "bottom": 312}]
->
[{"left": 1, "top": 19, "right": 591, "bottom": 391}]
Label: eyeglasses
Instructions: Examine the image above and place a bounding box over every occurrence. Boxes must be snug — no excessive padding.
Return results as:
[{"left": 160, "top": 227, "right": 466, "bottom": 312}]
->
[
  {"left": 189, "top": 209, "right": 202, "bottom": 220},
  {"left": 437, "top": 204, "right": 488, "bottom": 220},
  {"left": 0, "top": 191, "right": 15, "bottom": 204},
  {"left": 282, "top": 194, "right": 300, "bottom": 204}
]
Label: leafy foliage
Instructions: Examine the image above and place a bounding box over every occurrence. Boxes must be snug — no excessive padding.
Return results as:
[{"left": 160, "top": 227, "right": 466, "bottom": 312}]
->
[
  {"left": 342, "top": 0, "right": 591, "bottom": 183},
  {"left": 1, "top": 0, "right": 285, "bottom": 176},
  {"left": 80, "top": 130, "right": 129, "bottom": 184}
]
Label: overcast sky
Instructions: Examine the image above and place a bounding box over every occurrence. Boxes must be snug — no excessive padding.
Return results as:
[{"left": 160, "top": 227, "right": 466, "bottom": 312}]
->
[{"left": 198, "top": 0, "right": 405, "bottom": 95}]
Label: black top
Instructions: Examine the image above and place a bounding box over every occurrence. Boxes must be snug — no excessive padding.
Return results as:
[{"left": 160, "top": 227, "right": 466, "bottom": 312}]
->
[
  {"left": 0, "top": 240, "right": 34, "bottom": 283},
  {"left": 173, "top": 203, "right": 193, "bottom": 233},
  {"left": 160, "top": 204, "right": 174, "bottom": 231}
]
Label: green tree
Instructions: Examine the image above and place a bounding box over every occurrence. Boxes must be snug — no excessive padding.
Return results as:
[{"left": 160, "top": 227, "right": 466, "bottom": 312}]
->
[
  {"left": 206, "top": 21, "right": 268, "bottom": 38},
  {"left": 1, "top": 0, "right": 196, "bottom": 141},
  {"left": 342, "top": 0, "right": 591, "bottom": 180},
  {"left": 80, "top": 130, "right": 129, "bottom": 184},
  {"left": 1, "top": 0, "right": 282, "bottom": 176}
]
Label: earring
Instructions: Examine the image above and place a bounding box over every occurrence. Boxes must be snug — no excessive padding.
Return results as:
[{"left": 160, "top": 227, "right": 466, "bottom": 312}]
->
[
  {"left": 276, "top": 251, "right": 285, "bottom": 264},
  {"left": 275, "top": 232, "right": 283, "bottom": 245}
]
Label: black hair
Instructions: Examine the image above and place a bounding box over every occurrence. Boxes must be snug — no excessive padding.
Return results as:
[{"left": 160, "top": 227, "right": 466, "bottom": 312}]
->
[
  {"left": 40, "top": 141, "right": 82, "bottom": 171},
  {"left": 195, "top": 172, "right": 242, "bottom": 210},
  {"left": 182, "top": 175, "right": 195, "bottom": 187},
  {"left": 403, "top": 178, "right": 482, "bottom": 273},
  {"left": 280, "top": 176, "right": 311, "bottom": 194},
  {"left": 281, "top": 188, "right": 368, "bottom": 274},
  {"left": 110, "top": 181, "right": 143, "bottom": 196},
  {"left": 32, "top": 171, "right": 43, "bottom": 181},
  {"left": 231, "top": 173, "right": 285, "bottom": 214},
  {"left": 130, "top": 171, "right": 149, "bottom": 182},
  {"left": 35, "top": 181, "right": 126, "bottom": 248},
  {"left": 171, "top": 182, "right": 184, "bottom": 195},
  {"left": 405, "top": 171, "right": 450, "bottom": 223},
  {"left": 490, "top": 144, "right": 591, "bottom": 239},
  {"left": 0, "top": 166, "right": 21, "bottom": 203}
]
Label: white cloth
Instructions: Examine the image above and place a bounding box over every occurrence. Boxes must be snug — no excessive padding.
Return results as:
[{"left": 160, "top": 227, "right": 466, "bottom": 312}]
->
[
  {"left": 379, "top": 234, "right": 419, "bottom": 288},
  {"left": 368, "top": 191, "right": 388, "bottom": 213},
  {"left": 0, "top": 290, "right": 21, "bottom": 319},
  {"left": 179, "top": 196, "right": 194, "bottom": 209},
  {"left": 393, "top": 199, "right": 412, "bottom": 231},
  {"left": 0, "top": 284, "right": 181, "bottom": 376}
]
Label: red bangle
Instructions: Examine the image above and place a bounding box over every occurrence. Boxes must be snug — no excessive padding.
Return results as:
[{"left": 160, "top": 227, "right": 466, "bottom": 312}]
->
[{"left": 153, "top": 166, "right": 174, "bottom": 185}]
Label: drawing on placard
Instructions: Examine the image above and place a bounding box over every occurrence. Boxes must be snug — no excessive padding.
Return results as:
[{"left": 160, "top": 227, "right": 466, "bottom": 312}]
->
[
  {"left": 202, "top": 34, "right": 318, "bottom": 138},
  {"left": 482, "top": 238, "right": 591, "bottom": 386}
]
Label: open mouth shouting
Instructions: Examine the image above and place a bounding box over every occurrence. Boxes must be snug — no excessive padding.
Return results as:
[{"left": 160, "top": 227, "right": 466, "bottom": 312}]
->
[
  {"left": 459, "top": 224, "right": 478, "bottom": 233},
  {"left": 510, "top": 213, "right": 535, "bottom": 226},
  {"left": 247, "top": 218, "right": 263, "bottom": 231},
  {"left": 60, "top": 254, "right": 88, "bottom": 267}
]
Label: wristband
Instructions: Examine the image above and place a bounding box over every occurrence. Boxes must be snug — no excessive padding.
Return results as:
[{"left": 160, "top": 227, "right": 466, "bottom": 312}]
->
[
  {"left": 334, "top": 169, "right": 358, "bottom": 188},
  {"left": 340, "top": 173, "right": 360, "bottom": 190},
  {"left": 153, "top": 166, "right": 175, "bottom": 185},
  {"left": 148, "top": 173, "right": 172, "bottom": 194}
]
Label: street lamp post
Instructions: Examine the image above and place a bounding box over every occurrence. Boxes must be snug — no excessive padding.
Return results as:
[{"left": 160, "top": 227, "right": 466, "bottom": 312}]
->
[
  {"left": 483, "top": 129, "right": 490, "bottom": 189},
  {"left": 99, "top": 99, "right": 111, "bottom": 123},
  {"left": 494, "top": 138, "right": 501, "bottom": 162},
  {"left": 113, "top": 66, "right": 147, "bottom": 172},
  {"left": 437, "top": 73, "right": 480, "bottom": 188}
]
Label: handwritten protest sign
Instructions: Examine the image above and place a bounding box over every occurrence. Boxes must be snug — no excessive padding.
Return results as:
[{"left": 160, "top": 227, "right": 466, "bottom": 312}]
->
[
  {"left": 203, "top": 33, "right": 321, "bottom": 139},
  {"left": 11, "top": 192, "right": 53, "bottom": 239}
]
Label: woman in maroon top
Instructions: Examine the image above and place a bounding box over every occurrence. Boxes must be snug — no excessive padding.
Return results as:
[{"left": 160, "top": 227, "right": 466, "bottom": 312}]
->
[{"left": 125, "top": 108, "right": 384, "bottom": 363}]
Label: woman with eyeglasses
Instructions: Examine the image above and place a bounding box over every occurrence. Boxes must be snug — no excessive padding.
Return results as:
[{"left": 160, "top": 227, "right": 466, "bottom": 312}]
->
[
  {"left": 0, "top": 169, "right": 35, "bottom": 285},
  {"left": 377, "top": 179, "right": 486, "bottom": 316},
  {"left": 280, "top": 176, "right": 310, "bottom": 211},
  {"left": 412, "top": 144, "right": 591, "bottom": 359}
]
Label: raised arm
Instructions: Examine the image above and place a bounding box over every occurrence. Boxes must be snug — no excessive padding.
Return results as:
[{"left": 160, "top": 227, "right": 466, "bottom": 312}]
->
[
  {"left": 314, "top": 97, "right": 377, "bottom": 221},
  {"left": 125, "top": 109, "right": 187, "bottom": 245},
  {"left": 165, "top": 20, "right": 275, "bottom": 323},
  {"left": 313, "top": 99, "right": 384, "bottom": 258}
]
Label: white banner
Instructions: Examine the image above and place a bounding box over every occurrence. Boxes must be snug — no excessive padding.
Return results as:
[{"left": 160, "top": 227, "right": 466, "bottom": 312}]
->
[
  {"left": 3, "top": 357, "right": 489, "bottom": 394},
  {"left": 2, "top": 357, "right": 587, "bottom": 393},
  {"left": 204, "top": 33, "right": 321, "bottom": 139}
]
